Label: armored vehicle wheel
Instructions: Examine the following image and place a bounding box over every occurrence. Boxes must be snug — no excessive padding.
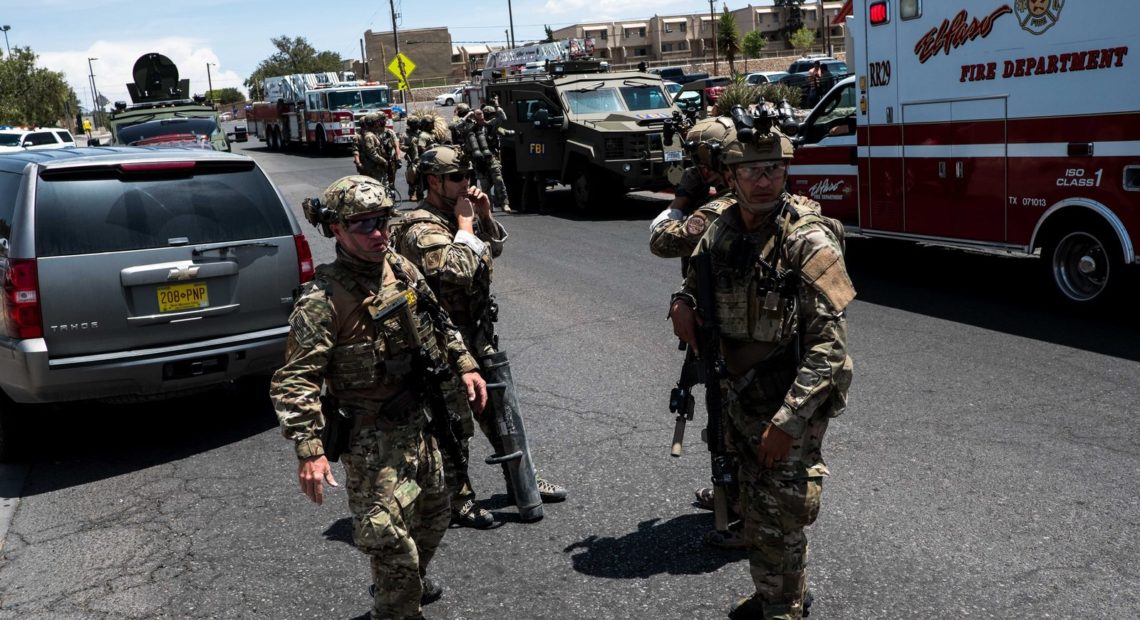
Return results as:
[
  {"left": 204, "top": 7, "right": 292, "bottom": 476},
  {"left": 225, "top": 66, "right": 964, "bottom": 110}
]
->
[
  {"left": 572, "top": 168, "right": 619, "bottom": 212},
  {"left": 1043, "top": 219, "right": 1123, "bottom": 307}
]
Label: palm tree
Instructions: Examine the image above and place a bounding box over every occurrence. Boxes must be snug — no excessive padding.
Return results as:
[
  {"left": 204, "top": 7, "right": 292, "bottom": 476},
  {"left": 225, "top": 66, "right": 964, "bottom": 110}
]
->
[{"left": 717, "top": 5, "right": 741, "bottom": 75}]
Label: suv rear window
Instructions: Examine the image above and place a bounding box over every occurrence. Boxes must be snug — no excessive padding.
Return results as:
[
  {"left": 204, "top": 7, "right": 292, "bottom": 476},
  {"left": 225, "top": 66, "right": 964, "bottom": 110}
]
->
[{"left": 34, "top": 164, "right": 292, "bottom": 257}]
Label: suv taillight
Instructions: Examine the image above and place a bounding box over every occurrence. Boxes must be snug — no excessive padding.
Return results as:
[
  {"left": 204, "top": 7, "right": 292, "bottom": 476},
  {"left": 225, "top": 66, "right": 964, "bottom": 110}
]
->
[
  {"left": 294, "top": 234, "right": 315, "bottom": 284},
  {"left": 4, "top": 259, "right": 43, "bottom": 339}
]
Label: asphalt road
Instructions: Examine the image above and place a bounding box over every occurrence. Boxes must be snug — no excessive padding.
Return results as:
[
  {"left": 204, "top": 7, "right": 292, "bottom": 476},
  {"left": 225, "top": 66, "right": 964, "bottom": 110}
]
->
[{"left": 0, "top": 135, "right": 1137, "bottom": 620}]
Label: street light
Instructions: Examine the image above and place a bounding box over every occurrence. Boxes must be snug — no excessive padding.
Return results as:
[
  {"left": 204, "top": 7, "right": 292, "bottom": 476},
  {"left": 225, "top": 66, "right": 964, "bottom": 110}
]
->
[
  {"left": 506, "top": 0, "right": 516, "bottom": 49},
  {"left": 87, "top": 57, "right": 101, "bottom": 130},
  {"left": 206, "top": 62, "right": 215, "bottom": 103},
  {"left": 1, "top": 26, "right": 10, "bottom": 56}
]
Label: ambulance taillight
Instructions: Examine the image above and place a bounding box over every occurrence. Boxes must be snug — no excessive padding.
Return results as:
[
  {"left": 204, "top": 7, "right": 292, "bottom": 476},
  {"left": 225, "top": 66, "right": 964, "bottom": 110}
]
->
[{"left": 869, "top": 2, "right": 889, "bottom": 25}]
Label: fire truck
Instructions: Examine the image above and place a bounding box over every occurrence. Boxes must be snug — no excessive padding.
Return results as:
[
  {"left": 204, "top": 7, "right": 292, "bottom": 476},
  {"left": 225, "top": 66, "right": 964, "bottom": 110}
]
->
[
  {"left": 246, "top": 72, "right": 392, "bottom": 154},
  {"left": 788, "top": 0, "right": 1139, "bottom": 306}
]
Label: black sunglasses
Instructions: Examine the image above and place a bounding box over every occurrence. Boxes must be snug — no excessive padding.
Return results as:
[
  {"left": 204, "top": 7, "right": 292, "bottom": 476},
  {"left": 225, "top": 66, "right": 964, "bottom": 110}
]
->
[
  {"left": 346, "top": 215, "right": 391, "bottom": 234},
  {"left": 443, "top": 171, "right": 467, "bottom": 183}
]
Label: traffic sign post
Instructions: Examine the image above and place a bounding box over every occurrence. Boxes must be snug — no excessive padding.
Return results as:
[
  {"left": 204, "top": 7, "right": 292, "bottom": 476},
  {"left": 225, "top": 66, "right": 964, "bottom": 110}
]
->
[{"left": 387, "top": 53, "right": 415, "bottom": 99}]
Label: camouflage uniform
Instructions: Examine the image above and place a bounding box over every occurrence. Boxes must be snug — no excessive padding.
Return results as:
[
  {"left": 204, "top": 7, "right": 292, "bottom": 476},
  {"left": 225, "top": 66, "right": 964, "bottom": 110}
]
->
[
  {"left": 390, "top": 188, "right": 508, "bottom": 515},
  {"left": 451, "top": 105, "right": 510, "bottom": 210},
  {"left": 272, "top": 176, "right": 478, "bottom": 620},
  {"left": 673, "top": 126, "right": 854, "bottom": 619},
  {"left": 650, "top": 116, "right": 736, "bottom": 264}
]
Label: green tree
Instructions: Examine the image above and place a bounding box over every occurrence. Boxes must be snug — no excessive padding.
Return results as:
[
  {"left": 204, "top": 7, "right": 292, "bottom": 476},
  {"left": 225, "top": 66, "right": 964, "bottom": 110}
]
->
[
  {"left": 741, "top": 30, "right": 767, "bottom": 73},
  {"left": 0, "top": 47, "right": 79, "bottom": 127},
  {"left": 789, "top": 26, "right": 817, "bottom": 50},
  {"left": 543, "top": 25, "right": 555, "bottom": 43},
  {"left": 245, "top": 36, "right": 343, "bottom": 101},
  {"left": 717, "top": 5, "right": 741, "bottom": 75},
  {"left": 208, "top": 87, "right": 246, "bottom": 104},
  {"left": 774, "top": 0, "right": 807, "bottom": 39}
]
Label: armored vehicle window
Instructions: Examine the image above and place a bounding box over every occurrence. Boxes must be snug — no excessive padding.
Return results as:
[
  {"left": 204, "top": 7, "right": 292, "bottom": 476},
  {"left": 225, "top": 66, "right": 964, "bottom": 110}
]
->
[
  {"left": 618, "top": 85, "right": 671, "bottom": 111},
  {"left": 117, "top": 118, "right": 220, "bottom": 146},
  {"left": 0, "top": 171, "right": 19, "bottom": 257},
  {"left": 34, "top": 165, "right": 292, "bottom": 257},
  {"left": 565, "top": 88, "right": 624, "bottom": 114},
  {"left": 516, "top": 99, "right": 552, "bottom": 121}
]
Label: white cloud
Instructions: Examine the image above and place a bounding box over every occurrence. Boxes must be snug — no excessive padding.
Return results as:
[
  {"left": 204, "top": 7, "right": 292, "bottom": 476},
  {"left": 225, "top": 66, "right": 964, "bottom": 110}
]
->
[{"left": 39, "top": 38, "right": 245, "bottom": 111}]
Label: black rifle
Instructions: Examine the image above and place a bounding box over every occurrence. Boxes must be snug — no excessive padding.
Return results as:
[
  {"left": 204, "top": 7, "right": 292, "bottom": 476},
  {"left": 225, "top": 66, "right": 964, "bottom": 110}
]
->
[
  {"left": 668, "top": 344, "right": 699, "bottom": 458},
  {"left": 693, "top": 251, "right": 736, "bottom": 532},
  {"left": 377, "top": 291, "right": 468, "bottom": 471},
  {"left": 320, "top": 393, "right": 352, "bottom": 462}
]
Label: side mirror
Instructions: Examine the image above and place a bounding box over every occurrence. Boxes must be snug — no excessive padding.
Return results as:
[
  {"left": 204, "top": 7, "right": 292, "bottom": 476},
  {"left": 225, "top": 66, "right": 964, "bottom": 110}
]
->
[{"left": 21, "top": 140, "right": 33, "bottom": 148}]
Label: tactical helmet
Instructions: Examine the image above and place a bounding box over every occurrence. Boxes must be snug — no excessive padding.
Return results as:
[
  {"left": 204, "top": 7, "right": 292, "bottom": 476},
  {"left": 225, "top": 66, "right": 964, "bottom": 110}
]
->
[
  {"left": 302, "top": 175, "right": 394, "bottom": 238},
  {"left": 418, "top": 145, "right": 468, "bottom": 176},
  {"left": 480, "top": 105, "right": 497, "bottom": 116},
  {"left": 720, "top": 126, "right": 795, "bottom": 167},
  {"left": 684, "top": 116, "right": 737, "bottom": 169},
  {"left": 364, "top": 112, "right": 383, "bottom": 125},
  {"left": 455, "top": 102, "right": 471, "bottom": 116}
]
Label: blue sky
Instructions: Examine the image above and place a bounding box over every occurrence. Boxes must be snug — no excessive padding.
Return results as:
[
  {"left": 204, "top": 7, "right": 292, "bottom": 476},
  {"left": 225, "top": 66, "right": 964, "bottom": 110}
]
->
[{"left": 4, "top": 0, "right": 736, "bottom": 108}]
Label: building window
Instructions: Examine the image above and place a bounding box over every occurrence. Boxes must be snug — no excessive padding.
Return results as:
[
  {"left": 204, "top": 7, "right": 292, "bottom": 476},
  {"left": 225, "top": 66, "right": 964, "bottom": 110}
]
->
[
  {"left": 663, "top": 43, "right": 673, "bottom": 52},
  {"left": 678, "top": 41, "right": 688, "bottom": 50},
  {"left": 600, "top": 30, "right": 607, "bottom": 40},
  {"left": 637, "top": 47, "right": 647, "bottom": 56},
  {"left": 665, "top": 26, "right": 672, "bottom": 33}
]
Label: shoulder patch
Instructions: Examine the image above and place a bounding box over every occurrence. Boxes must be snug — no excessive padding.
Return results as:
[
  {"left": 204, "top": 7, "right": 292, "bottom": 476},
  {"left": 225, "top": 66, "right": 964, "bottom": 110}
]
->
[
  {"left": 683, "top": 213, "right": 707, "bottom": 236},
  {"left": 801, "top": 243, "right": 856, "bottom": 312}
]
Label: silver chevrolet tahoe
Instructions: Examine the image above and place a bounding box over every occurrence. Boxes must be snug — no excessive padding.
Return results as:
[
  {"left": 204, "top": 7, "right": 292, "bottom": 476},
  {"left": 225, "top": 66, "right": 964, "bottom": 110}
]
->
[{"left": 0, "top": 147, "right": 315, "bottom": 459}]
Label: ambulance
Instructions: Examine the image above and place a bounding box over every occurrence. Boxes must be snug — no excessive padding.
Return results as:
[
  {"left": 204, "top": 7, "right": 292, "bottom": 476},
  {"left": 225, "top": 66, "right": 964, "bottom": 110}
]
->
[{"left": 787, "top": 0, "right": 1138, "bottom": 306}]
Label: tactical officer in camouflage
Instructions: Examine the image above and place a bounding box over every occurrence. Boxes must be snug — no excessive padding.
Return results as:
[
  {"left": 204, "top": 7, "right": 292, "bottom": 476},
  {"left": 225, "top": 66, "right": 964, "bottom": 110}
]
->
[
  {"left": 271, "top": 175, "right": 488, "bottom": 620},
  {"left": 649, "top": 115, "right": 736, "bottom": 263},
  {"left": 448, "top": 103, "right": 472, "bottom": 145},
  {"left": 651, "top": 115, "right": 747, "bottom": 550},
  {"left": 390, "top": 146, "right": 568, "bottom": 529},
  {"left": 669, "top": 115, "right": 855, "bottom": 620}
]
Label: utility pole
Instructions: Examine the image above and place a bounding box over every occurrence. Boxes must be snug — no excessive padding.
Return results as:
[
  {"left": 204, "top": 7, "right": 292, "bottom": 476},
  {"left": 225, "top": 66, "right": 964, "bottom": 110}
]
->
[
  {"left": 87, "top": 57, "right": 100, "bottom": 130},
  {"left": 206, "top": 62, "right": 215, "bottom": 103},
  {"left": 359, "top": 38, "right": 368, "bottom": 77},
  {"left": 708, "top": 0, "right": 718, "bottom": 75},
  {"left": 1, "top": 25, "right": 11, "bottom": 56},
  {"left": 388, "top": 0, "right": 408, "bottom": 106},
  {"left": 507, "top": 0, "right": 516, "bottom": 49}
]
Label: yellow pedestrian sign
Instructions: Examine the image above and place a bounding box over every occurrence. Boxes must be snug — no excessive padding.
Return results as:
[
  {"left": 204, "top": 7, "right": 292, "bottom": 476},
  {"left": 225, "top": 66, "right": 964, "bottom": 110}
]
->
[{"left": 388, "top": 53, "right": 415, "bottom": 91}]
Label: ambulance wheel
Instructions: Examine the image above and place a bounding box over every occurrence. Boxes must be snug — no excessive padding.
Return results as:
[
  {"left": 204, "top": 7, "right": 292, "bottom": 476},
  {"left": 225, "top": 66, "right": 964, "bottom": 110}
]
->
[{"left": 1043, "top": 219, "right": 1122, "bottom": 307}]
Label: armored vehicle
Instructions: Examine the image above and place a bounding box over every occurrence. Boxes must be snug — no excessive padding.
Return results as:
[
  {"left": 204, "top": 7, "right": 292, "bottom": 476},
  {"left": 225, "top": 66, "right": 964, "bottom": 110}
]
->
[
  {"left": 104, "top": 53, "right": 229, "bottom": 151},
  {"left": 484, "top": 60, "right": 685, "bottom": 211}
]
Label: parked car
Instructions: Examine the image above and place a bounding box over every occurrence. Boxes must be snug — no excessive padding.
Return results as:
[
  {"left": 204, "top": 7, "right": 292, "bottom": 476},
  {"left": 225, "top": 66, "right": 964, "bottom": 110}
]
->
[
  {"left": 0, "top": 147, "right": 315, "bottom": 460},
  {"left": 663, "top": 80, "right": 682, "bottom": 97},
  {"left": 649, "top": 66, "right": 711, "bottom": 85},
  {"left": 672, "top": 76, "right": 734, "bottom": 119},
  {"left": 434, "top": 87, "right": 465, "bottom": 106},
  {"left": 745, "top": 71, "right": 791, "bottom": 85},
  {"left": 0, "top": 128, "right": 76, "bottom": 153},
  {"left": 787, "top": 54, "right": 843, "bottom": 74}
]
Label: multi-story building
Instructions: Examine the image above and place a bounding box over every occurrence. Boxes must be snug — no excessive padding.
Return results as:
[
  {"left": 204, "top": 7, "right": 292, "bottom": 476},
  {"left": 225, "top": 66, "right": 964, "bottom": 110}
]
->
[{"left": 553, "top": 1, "right": 847, "bottom": 67}]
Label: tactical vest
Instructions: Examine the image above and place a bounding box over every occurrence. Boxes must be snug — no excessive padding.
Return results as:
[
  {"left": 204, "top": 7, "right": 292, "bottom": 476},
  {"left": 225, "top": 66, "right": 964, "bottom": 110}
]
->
[
  {"left": 709, "top": 195, "right": 843, "bottom": 346},
  {"left": 393, "top": 208, "right": 495, "bottom": 335},
  {"left": 318, "top": 255, "right": 441, "bottom": 396}
]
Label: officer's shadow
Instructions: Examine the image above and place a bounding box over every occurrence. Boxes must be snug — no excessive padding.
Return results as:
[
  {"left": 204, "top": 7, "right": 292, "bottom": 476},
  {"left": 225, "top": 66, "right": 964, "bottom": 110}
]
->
[{"left": 563, "top": 512, "right": 746, "bottom": 578}]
